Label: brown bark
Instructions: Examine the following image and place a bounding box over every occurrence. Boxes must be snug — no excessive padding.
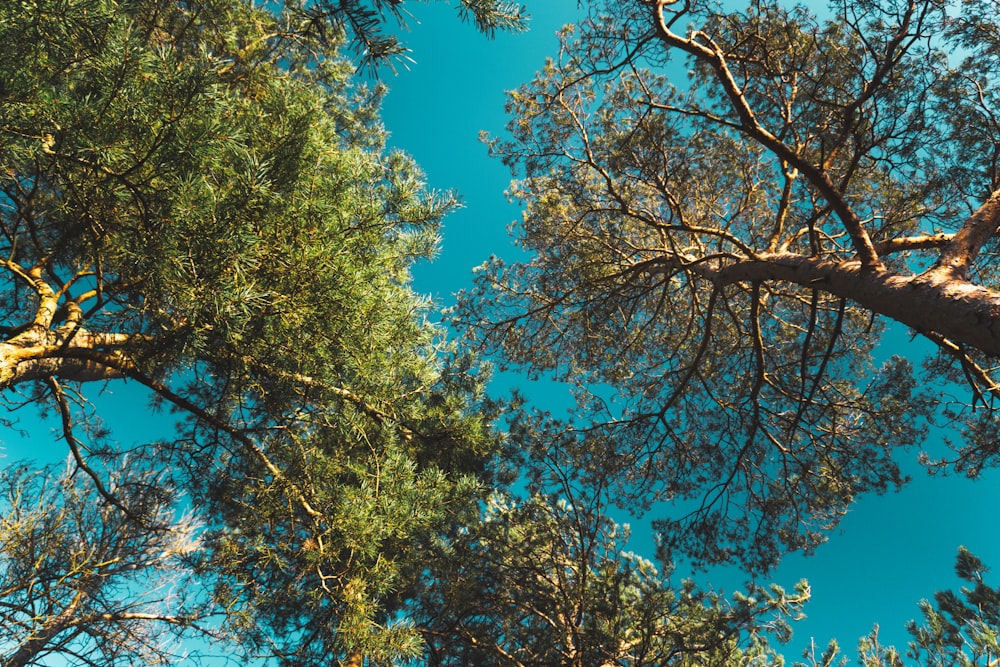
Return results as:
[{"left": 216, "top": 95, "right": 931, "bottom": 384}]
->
[
  {"left": 0, "top": 328, "right": 134, "bottom": 390},
  {"left": 933, "top": 188, "right": 1000, "bottom": 280},
  {"left": 4, "top": 589, "right": 88, "bottom": 667},
  {"left": 0, "top": 257, "right": 141, "bottom": 390},
  {"left": 711, "top": 253, "right": 1000, "bottom": 357}
]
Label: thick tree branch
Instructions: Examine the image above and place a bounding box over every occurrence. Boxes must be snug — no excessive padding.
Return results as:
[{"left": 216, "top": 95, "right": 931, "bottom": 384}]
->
[
  {"left": 4, "top": 587, "right": 88, "bottom": 667},
  {"left": 710, "top": 252, "right": 1000, "bottom": 357},
  {"left": 931, "top": 187, "right": 1000, "bottom": 280},
  {"left": 874, "top": 233, "right": 952, "bottom": 255},
  {"left": 0, "top": 331, "right": 138, "bottom": 389}
]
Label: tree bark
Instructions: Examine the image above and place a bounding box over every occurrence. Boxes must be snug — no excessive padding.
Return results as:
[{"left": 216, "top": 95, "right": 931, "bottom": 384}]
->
[
  {"left": 4, "top": 589, "right": 87, "bottom": 667},
  {"left": 0, "top": 327, "right": 135, "bottom": 390},
  {"left": 711, "top": 253, "right": 1000, "bottom": 356},
  {"left": 933, "top": 189, "right": 1000, "bottom": 279}
]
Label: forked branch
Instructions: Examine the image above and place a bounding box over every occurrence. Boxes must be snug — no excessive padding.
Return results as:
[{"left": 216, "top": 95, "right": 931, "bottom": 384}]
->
[{"left": 650, "top": 0, "right": 884, "bottom": 269}]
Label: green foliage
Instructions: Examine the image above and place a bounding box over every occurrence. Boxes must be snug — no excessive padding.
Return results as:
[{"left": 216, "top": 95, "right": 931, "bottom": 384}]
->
[
  {"left": 409, "top": 432, "right": 808, "bottom": 666},
  {"left": 903, "top": 547, "right": 1000, "bottom": 667},
  {"left": 0, "top": 0, "right": 504, "bottom": 662},
  {"left": 414, "top": 489, "right": 809, "bottom": 666},
  {"left": 9, "top": 0, "right": 1000, "bottom": 664},
  {"left": 797, "top": 549, "right": 1000, "bottom": 667}
]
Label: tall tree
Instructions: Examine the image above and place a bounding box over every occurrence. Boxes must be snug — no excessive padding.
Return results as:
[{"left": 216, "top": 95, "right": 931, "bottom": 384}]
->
[
  {"left": 412, "top": 442, "right": 810, "bottom": 667},
  {"left": 0, "top": 0, "right": 511, "bottom": 662},
  {"left": 457, "top": 0, "right": 1000, "bottom": 571},
  {"left": 796, "top": 548, "right": 1000, "bottom": 667},
  {"left": 0, "top": 456, "right": 209, "bottom": 667}
]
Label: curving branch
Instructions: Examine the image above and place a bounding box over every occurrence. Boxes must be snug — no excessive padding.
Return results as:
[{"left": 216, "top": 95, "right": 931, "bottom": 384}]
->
[
  {"left": 650, "top": 0, "right": 884, "bottom": 269},
  {"left": 93, "top": 354, "right": 326, "bottom": 520},
  {"left": 46, "top": 377, "right": 141, "bottom": 522},
  {"left": 930, "top": 187, "right": 1000, "bottom": 280}
]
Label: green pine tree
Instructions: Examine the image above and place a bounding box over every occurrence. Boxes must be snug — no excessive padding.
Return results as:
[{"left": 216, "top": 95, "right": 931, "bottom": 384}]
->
[{"left": 0, "top": 0, "right": 512, "bottom": 662}]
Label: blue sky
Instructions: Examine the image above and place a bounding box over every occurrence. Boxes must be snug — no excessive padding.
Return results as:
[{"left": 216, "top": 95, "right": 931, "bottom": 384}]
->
[
  {"left": 3, "top": 0, "right": 1000, "bottom": 663},
  {"left": 377, "top": 0, "right": 1000, "bottom": 660}
]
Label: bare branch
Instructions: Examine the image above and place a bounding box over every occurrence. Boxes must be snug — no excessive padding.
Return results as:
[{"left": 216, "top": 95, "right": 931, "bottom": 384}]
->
[{"left": 931, "top": 187, "right": 1000, "bottom": 280}]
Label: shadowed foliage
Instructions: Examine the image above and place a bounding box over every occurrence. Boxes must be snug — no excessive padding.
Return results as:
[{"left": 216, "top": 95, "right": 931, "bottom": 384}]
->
[{"left": 458, "top": 0, "right": 1000, "bottom": 571}]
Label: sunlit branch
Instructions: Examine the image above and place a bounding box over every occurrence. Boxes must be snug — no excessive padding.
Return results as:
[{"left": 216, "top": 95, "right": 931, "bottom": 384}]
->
[
  {"left": 650, "top": 0, "right": 884, "bottom": 269},
  {"left": 931, "top": 187, "right": 1000, "bottom": 280},
  {"left": 873, "top": 233, "right": 952, "bottom": 255}
]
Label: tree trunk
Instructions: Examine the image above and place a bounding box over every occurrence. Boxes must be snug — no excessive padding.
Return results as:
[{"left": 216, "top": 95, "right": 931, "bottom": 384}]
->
[
  {"left": 713, "top": 253, "right": 1000, "bottom": 357},
  {"left": 0, "top": 328, "right": 133, "bottom": 390}
]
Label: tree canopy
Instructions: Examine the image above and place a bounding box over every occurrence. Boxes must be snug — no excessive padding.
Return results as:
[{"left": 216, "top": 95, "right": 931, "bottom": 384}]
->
[
  {"left": 412, "top": 443, "right": 811, "bottom": 667},
  {"left": 459, "top": 0, "right": 1000, "bottom": 571},
  {"left": 8, "top": 0, "right": 1000, "bottom": 664},
  {"left": 0, "top": 0, "right": 510, "bottom": 662}
]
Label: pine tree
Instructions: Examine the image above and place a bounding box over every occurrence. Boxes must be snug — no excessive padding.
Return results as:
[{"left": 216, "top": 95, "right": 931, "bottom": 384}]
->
[
  {"left": 0, "top": 0, "right": 508, "bottom": 661},
  {"left": 458, "top": 0, "right": 1000, "bottom": 571}
]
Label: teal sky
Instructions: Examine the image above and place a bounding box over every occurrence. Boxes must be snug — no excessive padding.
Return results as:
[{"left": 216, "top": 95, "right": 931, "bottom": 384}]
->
[
  {"left": 377, "top": 0, "right": 1000, "bottom": 660},
  {"left": 2, "top": 1, "right": 1000, "bottom": 663}
]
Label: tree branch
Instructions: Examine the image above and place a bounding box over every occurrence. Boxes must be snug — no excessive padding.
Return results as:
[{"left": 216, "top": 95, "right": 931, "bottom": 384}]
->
[
  {"left": 710, "top": 252, "right": 1000, "bottom": 357},
  {"left": 650, "top": 0, "right": 884, "bottom": 269},
  {"left": 45, "top": 377, "right": 143, "bottom": 523},
  {"left": 931, "top": 187, "right": 1000, "bottom": 280},
  {"left": 61, "top": 350, "right": 324, "bottom": 520},
  {"left": 874, "top": 233, "right": 953, "bottom": 255}
]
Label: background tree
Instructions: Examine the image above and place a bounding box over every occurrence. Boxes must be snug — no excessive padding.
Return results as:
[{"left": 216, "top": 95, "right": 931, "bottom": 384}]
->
[
  {"left": 0, "top": 0, "right": 517, "bottom": 661},
  {"left": 0, "top": 455, "right": 209, "bottom": 667},
  {"left": 457, "top": 0, "right": 1000, "bottom": 571},
  {"left": 413, "top": 442, "right": 809, "bottom": 667},
  {"left": 893, "top": 547, "right": 1000, "bottom": 667},
  {"left": 795, "top": 548, "right": 1000, "bottom": 667}
]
